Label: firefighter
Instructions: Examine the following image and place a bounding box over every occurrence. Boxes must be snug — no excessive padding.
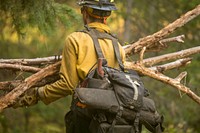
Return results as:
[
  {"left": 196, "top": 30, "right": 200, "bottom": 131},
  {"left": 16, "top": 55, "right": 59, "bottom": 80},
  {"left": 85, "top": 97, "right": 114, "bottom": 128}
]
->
[{"left": 13, "top": 0, "right": 125, "bottom": 132}]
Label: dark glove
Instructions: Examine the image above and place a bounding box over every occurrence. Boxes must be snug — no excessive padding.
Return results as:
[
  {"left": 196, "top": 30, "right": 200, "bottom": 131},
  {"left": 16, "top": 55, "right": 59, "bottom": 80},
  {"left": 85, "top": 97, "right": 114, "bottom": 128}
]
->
[{"left": 12, "top": 87, "right": 40, "bottom": 108}]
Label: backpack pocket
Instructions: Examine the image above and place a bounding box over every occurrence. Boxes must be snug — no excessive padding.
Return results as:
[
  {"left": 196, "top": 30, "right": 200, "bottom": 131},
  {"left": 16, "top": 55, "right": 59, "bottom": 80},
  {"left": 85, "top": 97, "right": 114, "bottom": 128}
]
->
[
  {"left": 107, "top": 69, "right": 145, "bottom": 110},
  {"left": 87, "top": 77, "right": 111, "bottom": 89}
]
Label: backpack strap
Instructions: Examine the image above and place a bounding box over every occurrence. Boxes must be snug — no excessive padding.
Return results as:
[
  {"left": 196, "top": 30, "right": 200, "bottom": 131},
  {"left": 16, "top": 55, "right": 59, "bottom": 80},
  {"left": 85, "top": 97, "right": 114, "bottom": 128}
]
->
[
  {"left": 112, "top": 38, "right": 124, "bottom": 71},
  {"left": 82, "top": 25, "right": 124, "bottom": 70},
  {"left": 85, "top": 29, "right": 108, "bottom": 66},
  {"left": 134, "top": 112, "right": 140, "bottom": 133},
  {"left": 108, "top": 106, "right": 124, "bottom": 133}
]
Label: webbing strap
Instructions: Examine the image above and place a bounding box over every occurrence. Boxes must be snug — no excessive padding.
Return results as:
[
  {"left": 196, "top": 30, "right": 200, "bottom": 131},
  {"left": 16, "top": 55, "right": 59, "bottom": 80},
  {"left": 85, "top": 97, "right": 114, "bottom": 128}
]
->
[
  {"left": 112, "top": 39, "right": 124, "bottom": 70},
  {"left": 83, "top": 27, "right": 124, "bottom": 70},
  {"left": 108, "top": 106, "right": 123, "bottom": 133},
  {"left": 134, "top": 113, "right": 140, "bottom": 133},
  {"left": 86, "top": 29, "right": 107, "bottom": 66}
]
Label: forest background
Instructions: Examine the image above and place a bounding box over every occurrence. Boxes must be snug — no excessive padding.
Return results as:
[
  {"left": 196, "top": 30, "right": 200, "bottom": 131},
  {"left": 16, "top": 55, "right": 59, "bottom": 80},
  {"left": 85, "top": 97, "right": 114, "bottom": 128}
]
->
[{"left": 0, "top": 0, "right": 200, "bottom": 133}]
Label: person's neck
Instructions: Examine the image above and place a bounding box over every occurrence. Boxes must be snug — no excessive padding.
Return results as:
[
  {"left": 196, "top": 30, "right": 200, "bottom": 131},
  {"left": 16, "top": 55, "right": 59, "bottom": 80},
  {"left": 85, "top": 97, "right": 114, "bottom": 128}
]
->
[{"left": 86, "top": 19, "right": 106, "bottom": 25}]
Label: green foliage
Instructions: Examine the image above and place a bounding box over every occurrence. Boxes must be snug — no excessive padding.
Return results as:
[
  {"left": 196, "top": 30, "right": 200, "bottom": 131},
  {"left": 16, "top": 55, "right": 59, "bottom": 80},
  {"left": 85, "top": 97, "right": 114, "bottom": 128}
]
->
[{"left": 0, "top": 0, "right": 81, "bottom": 36}]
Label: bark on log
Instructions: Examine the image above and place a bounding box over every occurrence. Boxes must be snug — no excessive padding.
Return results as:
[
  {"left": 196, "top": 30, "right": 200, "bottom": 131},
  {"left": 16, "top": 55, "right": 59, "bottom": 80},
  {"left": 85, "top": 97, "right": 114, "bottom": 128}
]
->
[
  {"left": 0, "top": 61, "right": 61, "bottom": 111},
  {"left": 125, "top": 62, "right": 200, "bottom": 105},
  {"left": 125, "top": 4, "right": 200, "bottom": 55},
  {"left": 0, "top": 80, "right": 22, "bottom": 91}
]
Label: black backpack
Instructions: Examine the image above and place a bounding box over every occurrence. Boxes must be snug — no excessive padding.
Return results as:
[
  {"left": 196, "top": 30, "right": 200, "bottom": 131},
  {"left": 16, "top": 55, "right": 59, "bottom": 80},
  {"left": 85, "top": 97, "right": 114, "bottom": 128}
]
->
[{"left": 66, "top": 27, "right": 164, "bottom": 133}]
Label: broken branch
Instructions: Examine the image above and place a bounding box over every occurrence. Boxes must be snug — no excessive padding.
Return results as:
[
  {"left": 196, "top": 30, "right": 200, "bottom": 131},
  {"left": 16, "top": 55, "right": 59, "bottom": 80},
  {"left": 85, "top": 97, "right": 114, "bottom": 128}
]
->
[
  {"left": 175, "top": 71, "right": 187, "bottom": 82},
  {"left": 139, "top": 47, "right": 146, "bottom": 63}
]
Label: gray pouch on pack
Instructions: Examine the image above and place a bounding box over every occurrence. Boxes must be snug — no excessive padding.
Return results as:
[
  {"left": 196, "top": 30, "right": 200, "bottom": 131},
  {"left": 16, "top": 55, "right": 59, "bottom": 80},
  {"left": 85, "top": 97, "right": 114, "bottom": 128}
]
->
[{"left": 75, "top": 88, "right": 119, "bottom": 110}]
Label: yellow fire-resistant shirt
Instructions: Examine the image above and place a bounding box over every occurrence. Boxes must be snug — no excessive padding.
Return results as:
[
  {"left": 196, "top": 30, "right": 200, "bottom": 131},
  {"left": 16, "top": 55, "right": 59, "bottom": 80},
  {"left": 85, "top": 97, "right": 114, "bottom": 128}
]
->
[{"left": 39, "top": 22, "right": 125, "bottom": 104}]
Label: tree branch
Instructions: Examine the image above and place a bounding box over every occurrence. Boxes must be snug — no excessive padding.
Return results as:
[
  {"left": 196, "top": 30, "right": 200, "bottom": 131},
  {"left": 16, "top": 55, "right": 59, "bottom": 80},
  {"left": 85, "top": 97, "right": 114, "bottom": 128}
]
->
[
  {"left": 125, "top": 62, "right": 200, "bottom": 105},
  {"left": 175, "top": 71, "right": 187, "bottom": 82},
  {"left": 149, "top": 58, "right": 192, "bottom": 72},
  {"left": 123, "top": 35, "right": 185, "bottom": 51},
  {"left": 159, "top": 35, "right": 185, "bottom": 44},
  {"left": 0, "top": 55, "right": 61, "bottom": 65},
  {"left": 0, "top": 63, "right": 41, "bottom": 73},
  {"left": 143, "top": 46, "right": 200, "bottom": 67},
  {"left": 125, "top": 4, "right": 200, "bottom": 55},
  {"left": 139, "top": 47, "right": 146, "bottom": 63}
]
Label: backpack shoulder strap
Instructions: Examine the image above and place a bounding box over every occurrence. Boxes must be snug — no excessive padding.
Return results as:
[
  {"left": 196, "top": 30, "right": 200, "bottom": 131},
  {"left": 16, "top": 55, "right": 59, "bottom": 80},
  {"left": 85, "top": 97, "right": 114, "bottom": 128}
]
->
[
  {"left": 111, "top": 37, "right": 124, "bottom": 70},
  {"left": 85, "top": 29, "right": 108, "bottom": 66},
  {"left": 82, "top": 25, "right": 124, "bottom": 70}
]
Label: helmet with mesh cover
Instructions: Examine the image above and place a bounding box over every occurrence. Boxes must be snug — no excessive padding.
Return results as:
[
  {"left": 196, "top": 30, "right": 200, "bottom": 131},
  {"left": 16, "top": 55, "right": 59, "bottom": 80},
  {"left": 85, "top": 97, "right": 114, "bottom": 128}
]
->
[{"left": 78, "top": 0, "right": 117, "bottom": 11}]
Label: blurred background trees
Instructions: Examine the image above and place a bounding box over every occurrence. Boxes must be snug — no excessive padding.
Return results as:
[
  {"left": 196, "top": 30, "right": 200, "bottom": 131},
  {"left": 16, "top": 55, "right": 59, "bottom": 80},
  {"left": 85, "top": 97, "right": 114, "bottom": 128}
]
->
[{"left": 0, "top": 0, "right": 199, "bottom": 132}]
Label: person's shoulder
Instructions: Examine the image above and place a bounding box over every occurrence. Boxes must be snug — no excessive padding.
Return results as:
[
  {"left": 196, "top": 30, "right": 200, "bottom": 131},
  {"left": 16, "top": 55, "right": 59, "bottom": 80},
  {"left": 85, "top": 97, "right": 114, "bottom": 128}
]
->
[
  {"left": 64, "top": 31, "right": 91, "bottom": 49},
  {"left": 66, "top": 31, "right": 89, "bottom": 41}
]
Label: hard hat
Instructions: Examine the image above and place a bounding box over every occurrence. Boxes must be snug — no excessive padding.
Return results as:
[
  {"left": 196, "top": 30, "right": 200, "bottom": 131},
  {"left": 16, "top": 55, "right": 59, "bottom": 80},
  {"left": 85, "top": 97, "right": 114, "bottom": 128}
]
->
[{"left": 77, "top": 0, "right": 117, "bottom": 11}]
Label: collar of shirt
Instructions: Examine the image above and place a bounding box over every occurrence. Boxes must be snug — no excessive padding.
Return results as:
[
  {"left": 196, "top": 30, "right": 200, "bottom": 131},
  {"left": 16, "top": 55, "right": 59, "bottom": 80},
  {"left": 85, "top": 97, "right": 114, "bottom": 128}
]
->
[{"left": 87, "top": 22, "right": 111, "bottom": 33}]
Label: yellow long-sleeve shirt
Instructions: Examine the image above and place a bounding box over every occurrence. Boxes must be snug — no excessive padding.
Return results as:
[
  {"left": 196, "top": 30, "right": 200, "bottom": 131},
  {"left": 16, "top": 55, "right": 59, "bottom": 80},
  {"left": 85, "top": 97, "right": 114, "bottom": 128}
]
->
[{"left": 39, "top": 22, "right": 125, "bottom": 104}]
